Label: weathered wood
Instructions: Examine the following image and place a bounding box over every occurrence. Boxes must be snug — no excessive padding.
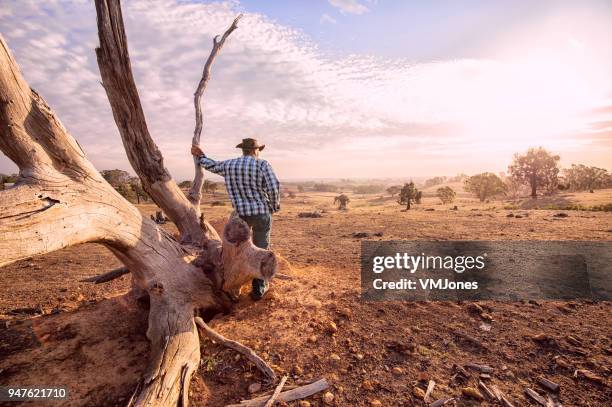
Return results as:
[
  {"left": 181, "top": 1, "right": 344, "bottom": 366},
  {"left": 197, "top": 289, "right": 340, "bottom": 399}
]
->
[
  {"left": 226, "top": 379, "right": 330, "bottom": 407},
  {"left": 424, "top": 380, "right": 436, "bottom": 403},
  {"left": 94, "top": 0, "right": 218, "bottom": 244},
  {"left": 465, "top": 363, "right": 494, "bottom": 373},
  {"left": 525, "top": 388, "right": 548, "bottom": 406},
  {"left": 195, "top": 317, "right": 276, "bottom": 381},
  {"left": 478, "top": 380, "right": 495, "bottom": 400},
  {"left": 80, "top": 267, "right": 130, "bottom": 283},
  {"left": 537, "top": 377, "right": 560, "bottom": 393},
  {"left": 263, "top": 375, "right": 287, "bottom": 407},
  {"left": 189, "top": 15, "right": 242, "bottom": 210},
  {"left": 1, "top": 3, "right": 279, "bottom": 406}
]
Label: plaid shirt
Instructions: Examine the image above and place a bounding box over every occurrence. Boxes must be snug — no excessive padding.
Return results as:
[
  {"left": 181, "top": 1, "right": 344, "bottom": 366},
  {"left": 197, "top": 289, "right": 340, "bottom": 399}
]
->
[{"left": 198, "top": 155, "right": 280, "bottom": 216}]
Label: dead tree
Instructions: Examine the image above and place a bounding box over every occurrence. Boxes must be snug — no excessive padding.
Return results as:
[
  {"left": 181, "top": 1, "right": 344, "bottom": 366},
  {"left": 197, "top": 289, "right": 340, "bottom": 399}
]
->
[{"left": 0, "top": 1, "right": 277, "bottom": 406}]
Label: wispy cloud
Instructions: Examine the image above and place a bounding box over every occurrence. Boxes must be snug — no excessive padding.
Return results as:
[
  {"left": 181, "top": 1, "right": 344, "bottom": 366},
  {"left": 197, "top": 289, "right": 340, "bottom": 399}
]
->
[
  {"left": 328, "top": 0, "right": 369, "bottom": 15},
  {"left": 320, "top": 13, "right": 337, "bottom": 25},
  {"left": 0, "top": 0, "right": 610, "bottom": 180}
]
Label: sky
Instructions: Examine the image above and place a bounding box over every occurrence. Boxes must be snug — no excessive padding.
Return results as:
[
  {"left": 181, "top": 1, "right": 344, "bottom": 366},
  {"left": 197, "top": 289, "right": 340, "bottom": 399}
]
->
[{"left": 1, "top": 0, "right": 611, "bottom": 181}]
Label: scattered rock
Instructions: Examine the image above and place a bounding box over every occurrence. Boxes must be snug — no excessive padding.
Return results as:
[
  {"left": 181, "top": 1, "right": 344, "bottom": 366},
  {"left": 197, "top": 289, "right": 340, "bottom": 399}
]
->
[
  {"left": 362, "top": 380, "right": 374, "bottom": 391},
  {"left": 425, "top": 208, "right": 435, "bottom": 211},
  {"left": 370, "top": 400, "right": 382, "bottom": 407},
  {"left": 514, "top": 215, "right": 523, "bottom": 218},
  {"left": 247, "top": 382, "right": 261, "bottom": 394},
  {"left": 327, "top": 321, "right": 338, "bottom": 334},
  {"left": 461, "top": 387, "right": 484, "bottom": 400},
  {"left": 373, "top": 231, "right": 384, "bottom": 237},
  {"left": 506, "top": 213, "right": 515, "bottom": 217},
  {"left": 293, "top": 365, "right": 304, "bottom": 375},
  {"left": 553, "top": 212, "right": 569, "bottom": 218},
  {"left": 330, "top": 353, "right": 341, "bottom": 361},
  {"left": 392, "top": 366, "right": 404, "bottom": 375},
  {"left": 298, "top": 401, "right": 311, "bottom": 407},
  {"left": 322, "top": 391, "right": 334, "bottom": 405},
  {"left": 308, "top": 335, "right": 318, "bottom": 343},
  {"left": 413, "top": 386, "right": 426, "bottom": 399},
  {"left": 298, "top": 212, "right": 322, "bottom": 218},
  {"left": 354, "top": 353, "right": 364, "bottom": 360},
  {"left": 351, "top": 232, "right": 370, "bottom": 238}
]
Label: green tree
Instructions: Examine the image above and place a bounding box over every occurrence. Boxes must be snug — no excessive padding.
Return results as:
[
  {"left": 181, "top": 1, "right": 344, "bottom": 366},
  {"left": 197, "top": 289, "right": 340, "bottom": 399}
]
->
[
  {"left": 398, "top": 182, "right": 420, "bottom": 210},
  {"left": 100, "top": 169, "right": 131, "bottom": 187},
  {"left": 562, "top": 164, "right": 609, "bottom": 193},
  {"left": 334, "top": 194, "right": 350, "bottom": 210},
  {"left": 436, "top": 186, "right": 456, "bottom": 204},
  {"left": 129, "top": 177, "right": 149, "bottom": 203},
  {"left": 386, "top": 185, "right": 401, "bottom": 197},
  {"left": 508, "top": 147, "right": 560, "bottom": 198},
  {"left": 464, "top": 173, "right": 506, "bottom": 202}
]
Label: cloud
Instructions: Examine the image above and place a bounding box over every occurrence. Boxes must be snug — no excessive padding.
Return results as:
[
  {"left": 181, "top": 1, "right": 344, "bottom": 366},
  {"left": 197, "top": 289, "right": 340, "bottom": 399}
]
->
[
  {"left": 0, "top": 0, "right": 610, "bottom": 180},
  {"left": 319, "top": 13, "right": 337, "bottom": 25},
  {"left": 328, "top": 0, "right": 369, "bottom": 15}
]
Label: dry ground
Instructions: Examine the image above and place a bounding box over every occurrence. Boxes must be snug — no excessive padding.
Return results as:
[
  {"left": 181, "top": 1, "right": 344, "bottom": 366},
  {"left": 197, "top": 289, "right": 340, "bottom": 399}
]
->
[{"left": 0, "top": 189, "right": 611, "bottom": 406}]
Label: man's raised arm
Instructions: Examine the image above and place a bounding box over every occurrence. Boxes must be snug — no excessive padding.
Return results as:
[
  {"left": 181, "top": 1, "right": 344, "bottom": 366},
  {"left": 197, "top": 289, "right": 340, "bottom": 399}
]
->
[{"left": 191, "top": 145, "right": 226, "bottom": 176}]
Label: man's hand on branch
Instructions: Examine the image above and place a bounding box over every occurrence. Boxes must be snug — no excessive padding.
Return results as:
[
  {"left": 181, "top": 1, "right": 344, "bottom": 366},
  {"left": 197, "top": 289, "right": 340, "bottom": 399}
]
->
[{"left": 191, "top": 144, "right": 204, "bottom": 157}]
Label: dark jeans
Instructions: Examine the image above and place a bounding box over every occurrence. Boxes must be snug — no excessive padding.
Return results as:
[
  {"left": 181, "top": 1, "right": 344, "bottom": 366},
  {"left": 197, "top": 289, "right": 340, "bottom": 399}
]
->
[{"left": 239, "top": 213, "right": 272, "bottom": 298}]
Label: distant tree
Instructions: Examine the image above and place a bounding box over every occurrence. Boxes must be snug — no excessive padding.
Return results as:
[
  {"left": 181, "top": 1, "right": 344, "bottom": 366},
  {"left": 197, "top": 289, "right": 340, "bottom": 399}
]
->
[
  {"left": 288, "top": 191, "right": 296, "bottom": 199},
  {"left": 129, "top": 177, "right": 149, "bottom": 204},
  {"left": 562, "top": 164, "right": 609, "bottom": 193},
  {"left": 464, "top": 173, "right": 506, "bottom": 202},
  {"left": 334, "top": 194, "right": 350, "bottom": 210},
  {"left": 398, "top": 182, "right": 420, "bottom": 210},
  {"left": 208, "top": 182, "right": 218, "bottom": 195},
  {"left": 436, "top": 186, "right": 456, "bottom": 204},
  {"left": 504, "top": 177, "right": 525, "bottom": 200},
  {"left": 100, "top": 169, "right": 131, "bottom": 187},
  {"left": 313, "top": 183, "right": 338, "bottom": 192},
  {"left": 297, "top": 185, "right": 305, "bottom": 193},
  {"left": 178, "top": 180, "right": 192, "bottom": 189},
  {"left": 415, "top": 190, "right": 422, "bottom": 204},
  {"left": 353, "top": 184, "right": 384, "bottom": 194},
  {"left": 448, "top": 173, "right": 468, "bottom": 183},
  {"left": 386, "top": 185, "right": 401, "bottom": 197},
  {"left": 424, "top": 176, "right": 447, "bottom": 188},
  {"left": 508, "top": 147, "right": 560, "bottom": 198}
]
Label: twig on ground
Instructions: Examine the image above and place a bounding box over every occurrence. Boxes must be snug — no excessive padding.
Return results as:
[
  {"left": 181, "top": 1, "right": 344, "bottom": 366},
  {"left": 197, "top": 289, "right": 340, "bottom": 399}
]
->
[{"left": 263, "top": 376, "right": 287, "bottom": 407}]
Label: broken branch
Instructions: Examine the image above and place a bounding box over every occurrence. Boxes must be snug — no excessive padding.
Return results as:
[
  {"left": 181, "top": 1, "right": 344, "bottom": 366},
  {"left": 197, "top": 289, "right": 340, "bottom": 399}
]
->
[
  {"left": 226, "top": 378, "right": 330, "bottom": 407},
  {"left": 263, "top": 375, "right": 287, "bottom": 407}
]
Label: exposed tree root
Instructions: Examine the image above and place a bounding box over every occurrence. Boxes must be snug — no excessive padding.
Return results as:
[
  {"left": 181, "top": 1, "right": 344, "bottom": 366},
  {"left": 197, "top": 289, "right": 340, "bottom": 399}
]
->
[{"left": 80, "top": 266, "right": 130, "bottom": 283}]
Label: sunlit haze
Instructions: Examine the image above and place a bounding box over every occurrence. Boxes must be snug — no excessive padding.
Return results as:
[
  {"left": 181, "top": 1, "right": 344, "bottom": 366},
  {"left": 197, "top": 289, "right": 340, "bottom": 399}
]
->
[{"left": 1, "top": 0, "right": 611, "bottom": 180}]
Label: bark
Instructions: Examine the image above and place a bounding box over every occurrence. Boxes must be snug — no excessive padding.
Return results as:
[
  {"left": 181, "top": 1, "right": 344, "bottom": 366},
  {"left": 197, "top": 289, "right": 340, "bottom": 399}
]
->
[
  {"left": 94, "top": 0, "right": 218, "bottom": 245},
  {"left": 189, "top": 15, "right": 242, "bottom": 211},
  {"left": 0, "top": 2, "right": 278, "bottom": 406}
]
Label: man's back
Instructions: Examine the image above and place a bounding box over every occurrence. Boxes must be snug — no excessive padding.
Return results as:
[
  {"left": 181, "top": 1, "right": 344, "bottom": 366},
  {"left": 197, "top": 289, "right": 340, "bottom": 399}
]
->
[{"left": 198, "top": 154, "right": 280, "bottom": 216}]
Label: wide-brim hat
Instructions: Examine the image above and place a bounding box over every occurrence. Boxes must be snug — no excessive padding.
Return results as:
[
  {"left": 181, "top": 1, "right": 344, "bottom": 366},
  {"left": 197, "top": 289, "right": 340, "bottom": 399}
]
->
[{"left": 236, "top": 138, "right": 265, "bottom": 151}]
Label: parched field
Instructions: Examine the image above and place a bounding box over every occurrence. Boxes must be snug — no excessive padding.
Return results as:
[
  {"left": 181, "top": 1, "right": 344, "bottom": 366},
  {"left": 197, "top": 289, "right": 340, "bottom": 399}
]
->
[{"left": 1, "top": 189, "right": 611, "bottom": 406}]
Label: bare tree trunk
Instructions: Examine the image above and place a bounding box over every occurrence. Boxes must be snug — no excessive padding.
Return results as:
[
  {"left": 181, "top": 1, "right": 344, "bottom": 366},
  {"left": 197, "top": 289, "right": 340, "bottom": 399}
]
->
[
  {"left": 188, "top": 15, "right": 242, "bottom": 212},
  {"left": 0, "top": 2, "right": 278, "bottom": 405}
]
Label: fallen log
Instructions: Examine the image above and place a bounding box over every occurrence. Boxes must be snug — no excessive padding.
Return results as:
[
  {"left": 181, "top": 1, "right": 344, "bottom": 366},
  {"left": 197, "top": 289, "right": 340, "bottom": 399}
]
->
[
  {"left": 80, "top": 266, "right": 129, "bottom": 283},
  {"left": 226, "top": 378, "right": 329, "bottom": 407},
  {"left": 195, "top": 317, "right": 277, "bottom": 381},
  {"left": 465, "top": 363, "right": 494, "bottom": 373}
]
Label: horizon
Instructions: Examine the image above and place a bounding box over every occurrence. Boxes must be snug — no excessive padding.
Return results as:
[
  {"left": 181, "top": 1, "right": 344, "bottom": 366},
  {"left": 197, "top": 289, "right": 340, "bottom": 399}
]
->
[{"left": 1, "top": 0, "right": 611, "bottom": 180}]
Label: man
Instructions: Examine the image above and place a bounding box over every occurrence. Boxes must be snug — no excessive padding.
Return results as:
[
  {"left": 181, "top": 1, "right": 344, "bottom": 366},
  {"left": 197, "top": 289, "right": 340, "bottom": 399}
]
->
[{"left": 191, "top": 138, "right": 280, "bottom": 300}]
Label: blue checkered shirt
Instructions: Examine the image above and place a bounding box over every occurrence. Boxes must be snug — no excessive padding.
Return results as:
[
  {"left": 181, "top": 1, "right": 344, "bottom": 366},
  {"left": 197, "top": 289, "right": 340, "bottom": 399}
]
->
[{"left": 198, "top": 155, "right": 281, "bottom": 216}]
